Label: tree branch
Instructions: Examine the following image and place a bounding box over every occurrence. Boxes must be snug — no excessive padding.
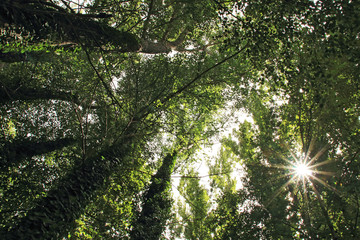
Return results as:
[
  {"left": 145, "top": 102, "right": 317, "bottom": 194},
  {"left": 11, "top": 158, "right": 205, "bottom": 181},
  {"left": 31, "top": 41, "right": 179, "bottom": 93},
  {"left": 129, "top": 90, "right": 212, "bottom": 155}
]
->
[
  {"left": 161, "top": 44, "right": 248, "bottom": 105},
  {"left": 141, "top": 0, "right": 156, "bottom": 39},
  {"left": 172, "top": 172, "right": 231, "bottom": 179}
]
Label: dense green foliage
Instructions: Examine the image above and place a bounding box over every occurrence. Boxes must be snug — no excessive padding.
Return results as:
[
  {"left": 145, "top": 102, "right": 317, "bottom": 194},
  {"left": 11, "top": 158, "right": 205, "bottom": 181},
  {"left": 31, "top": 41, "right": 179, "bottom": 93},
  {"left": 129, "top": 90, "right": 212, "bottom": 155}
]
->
[{"left": 0, "top": 0, "right": 359, "bottom": 239}]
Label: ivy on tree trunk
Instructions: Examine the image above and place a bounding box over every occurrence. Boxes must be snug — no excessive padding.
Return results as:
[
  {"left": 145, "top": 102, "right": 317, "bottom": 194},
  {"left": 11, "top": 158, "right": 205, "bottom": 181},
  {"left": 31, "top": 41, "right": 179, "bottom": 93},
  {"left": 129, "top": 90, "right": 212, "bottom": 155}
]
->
[{"left": 130, "top": 152, "right": 176, "bottom": 240}]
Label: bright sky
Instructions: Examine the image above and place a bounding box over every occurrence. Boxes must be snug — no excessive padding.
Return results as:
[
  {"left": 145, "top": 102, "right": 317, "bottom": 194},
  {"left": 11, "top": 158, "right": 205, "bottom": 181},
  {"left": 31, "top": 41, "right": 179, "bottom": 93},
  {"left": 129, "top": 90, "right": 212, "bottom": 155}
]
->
[{"left": 171, "top": 104, "right": 253, "bottom": 207}]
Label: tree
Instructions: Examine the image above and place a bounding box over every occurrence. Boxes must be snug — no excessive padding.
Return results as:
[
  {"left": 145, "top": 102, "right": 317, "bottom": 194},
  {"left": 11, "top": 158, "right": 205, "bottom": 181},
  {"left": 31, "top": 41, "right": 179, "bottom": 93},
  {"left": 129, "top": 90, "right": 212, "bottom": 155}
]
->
[
  {"left": 1, "top": 0, "right": 139, "bottom": 51},
  {"left": 0, "top": 137, "right": 76, "bottom": 170},
  {"left": 0, "top": 0, "right": 223, "bottom": 54},
  {"left": 167, "top": 1, "right": 360, "bottom": 238},
  {"left": 173, "top": 169, "right": 212, "bottom": 240},
  {"left": 130, "top": 152, "right": 176, "bottom": 240}
]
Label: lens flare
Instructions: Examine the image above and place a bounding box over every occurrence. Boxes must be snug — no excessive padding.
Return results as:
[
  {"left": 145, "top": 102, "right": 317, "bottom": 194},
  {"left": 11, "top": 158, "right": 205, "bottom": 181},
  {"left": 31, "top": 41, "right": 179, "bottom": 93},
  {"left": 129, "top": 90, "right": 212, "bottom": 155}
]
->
[
  {"left": 265, "top": 142, "right": 337, "bottom": 207},
  {"left": 293, "top": 162, "right": 312, "bottom": 178}
]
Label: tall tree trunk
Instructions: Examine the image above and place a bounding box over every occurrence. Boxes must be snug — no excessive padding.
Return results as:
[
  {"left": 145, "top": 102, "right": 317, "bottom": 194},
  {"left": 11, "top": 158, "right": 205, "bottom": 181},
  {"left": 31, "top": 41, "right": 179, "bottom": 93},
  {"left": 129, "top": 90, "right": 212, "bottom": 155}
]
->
[
  {"left": 130, "top": 152, "right": 176, "bottom": 240},
  {"left": 0, "top": 0, "right": 140, "bottom": 51},
  {"left": 1, "top": 137, "right": 76, "bottom": 171},
  {"left": 2, "top": 123, "right": 136, "bottom": 239}
]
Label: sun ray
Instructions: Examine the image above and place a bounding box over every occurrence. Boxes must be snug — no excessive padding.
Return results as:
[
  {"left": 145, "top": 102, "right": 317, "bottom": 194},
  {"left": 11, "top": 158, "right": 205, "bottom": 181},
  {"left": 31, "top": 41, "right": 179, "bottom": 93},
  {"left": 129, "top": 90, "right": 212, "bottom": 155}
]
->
[
  {"left": 307, "top": 145, "right": 329, "bottom": 166},
  {"left": 310, "top": 174, "right": 340, "bottom": 195},
  {"left": 262, "top": 141, "right": 340, "bottom": 215},
  {"left": 265, "top": 176, "right": 296, "bottom": 207},
  {"left": 311, "top": 159, "right": 333, "bottom": 169},
  {"left": 312, "top": 169, "right": 334, "bottom": 176},
  {"left": 303, "top": 138, "right": 316, "bottom": 163}
]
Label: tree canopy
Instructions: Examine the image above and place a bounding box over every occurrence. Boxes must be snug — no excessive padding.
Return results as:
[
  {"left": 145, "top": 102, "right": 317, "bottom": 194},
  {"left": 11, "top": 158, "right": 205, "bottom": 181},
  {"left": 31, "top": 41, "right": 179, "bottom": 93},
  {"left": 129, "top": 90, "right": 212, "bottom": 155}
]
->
[{"left": 0, "top": 0, "right": 359, "bottom": 239}]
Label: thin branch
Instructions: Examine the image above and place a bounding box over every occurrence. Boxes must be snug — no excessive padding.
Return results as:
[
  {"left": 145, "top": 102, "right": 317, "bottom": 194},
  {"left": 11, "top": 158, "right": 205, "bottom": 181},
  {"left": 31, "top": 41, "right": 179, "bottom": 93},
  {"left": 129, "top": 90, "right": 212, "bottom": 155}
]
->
[
  {"left": 141, "top": 0, "right": 155, "bottom": 39},
  {"left": 173, "top": 183, "right": 198, "bottom": 210},
  {"left": 82, "top": 48, "right": 124, "bottom": 112},
  {"left": 72, "top": 104, "right": 86, "bottom": 158},
  {"left": 60, "top": 0, "right": 75, "bottom": 13},
  {"left": 176, "top": 42, "right": 221, "bottom": 53},
  {"left": 161, "top": 44, "right": 248, "bottom": 105},
  {"left": 313, "top": 184, "right": 338, "bottom": 239},
  {"left": 212, "top": 0, "right": 242, "bottom": 21},
  {"left": 161, "top": 10, "right": 180, "bottom": 40},
  {"left": 169, "top": 28, "right": 188, "bottom": 49},
  {"left": 337, "top": 148, "right": 360, "bottom": 187},
  {"left": 299, "top": 100, "right": 305, "bottom": 152},
  {"left": 33, "top": 0, "right": 69, "bottom": 13},
  {"left": 172, "top": 172, "right": 232, "bottom": 179},
  {"left": 353, "top": 194, "right": 359, "bottom": 238}
]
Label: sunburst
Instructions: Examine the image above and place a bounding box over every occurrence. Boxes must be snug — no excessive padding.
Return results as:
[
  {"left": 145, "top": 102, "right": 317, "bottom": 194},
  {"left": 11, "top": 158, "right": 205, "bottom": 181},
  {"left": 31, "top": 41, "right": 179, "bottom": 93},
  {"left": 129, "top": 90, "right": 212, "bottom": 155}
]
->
[
  {"left": 292, "top": 161, "right": 313, "bottom": 179},
  {"left": 287, "top": 145, "right": 336, "bottom": 191},
  {"left": 265, "top": 142, "right": 337, "bottom": 206}
]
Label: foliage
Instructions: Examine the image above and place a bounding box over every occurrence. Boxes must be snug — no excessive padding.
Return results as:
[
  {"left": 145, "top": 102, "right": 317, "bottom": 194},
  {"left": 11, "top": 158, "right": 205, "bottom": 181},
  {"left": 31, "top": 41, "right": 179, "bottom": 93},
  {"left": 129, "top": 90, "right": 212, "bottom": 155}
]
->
[
  {"left": 173, "top": 169, "right": 212, "bottom": 240},
  {"left": 1, "top": 0, "right": 359, "bottom": 239}
]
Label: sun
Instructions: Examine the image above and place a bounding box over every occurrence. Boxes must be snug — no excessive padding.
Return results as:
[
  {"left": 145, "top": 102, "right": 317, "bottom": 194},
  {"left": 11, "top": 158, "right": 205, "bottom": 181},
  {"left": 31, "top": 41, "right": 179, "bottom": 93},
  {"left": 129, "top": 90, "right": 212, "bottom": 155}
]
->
[
  {"left": 264, "top": 144, "right": 336, "bottom": 206},
  {"left": 293, "top": 162, "right": 313, "bottom": 178}
]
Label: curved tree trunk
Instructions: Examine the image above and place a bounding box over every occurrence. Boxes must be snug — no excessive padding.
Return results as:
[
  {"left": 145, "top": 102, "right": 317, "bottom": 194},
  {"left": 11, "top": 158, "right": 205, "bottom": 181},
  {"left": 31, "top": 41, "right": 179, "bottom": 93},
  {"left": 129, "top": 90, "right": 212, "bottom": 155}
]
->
[
  {"left": 1, "top": 1, "right": 190, "bottom": 55},
  {"left": 0, "top": 0, "right": 140, "bottom": 51}
]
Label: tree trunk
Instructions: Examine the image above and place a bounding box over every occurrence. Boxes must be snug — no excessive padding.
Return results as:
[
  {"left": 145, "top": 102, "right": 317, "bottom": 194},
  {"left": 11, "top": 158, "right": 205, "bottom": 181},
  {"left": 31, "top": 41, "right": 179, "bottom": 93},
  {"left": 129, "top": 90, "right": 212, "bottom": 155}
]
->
[
  {"left": 0, "top": 0, "right": 140, "bottom": 52},
  {"left": 2, "top": 124, "right": 136, "bottom": 239},
  {"left": 0, "top": 50, "right": 55, "bottom": 63},
  {"left": 0, "top": 84, "right": 79, "bottom": 104},
  {"left": 1, "top": 137, "right": 76, "bottom": 171},
  {"left": 140, "top": 39, "right": 173, "bottom": 54},
  {"left": 130, "top": 152, "right": 176, "bottom": 240},
  {"left": 1, "top": 1, "right": 190, "bottom": 55}
]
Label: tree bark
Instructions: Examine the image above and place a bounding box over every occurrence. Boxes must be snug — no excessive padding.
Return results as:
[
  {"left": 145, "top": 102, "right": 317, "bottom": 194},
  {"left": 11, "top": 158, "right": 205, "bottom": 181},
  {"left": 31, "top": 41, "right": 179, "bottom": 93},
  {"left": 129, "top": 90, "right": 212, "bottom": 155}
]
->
[
  {"left": 1, "top": 137, "right": 76, "bottom": 170},
  {"left": 0, "top": 50, "right": 55, "bottom": 63},
  {"left": 139, "top": 29, "right": 188, "bottom": 54},
  {"left": 0, "top": 0, "right": 140, "bottom": 52},
  {"left": 140, "top": 39, "right": 173, "bottom": 54},
  {"left": 1, "top": 1, "right": 192, "bottom": 55},
  {"left": 2, "top": 123, "right": 136, "bottom": 239},
  {"left": 0, "top": 84, "right": 79, "bottom": 104},
  {"left": 130, "top": 152, "right": 176, "bottom": 240}
]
